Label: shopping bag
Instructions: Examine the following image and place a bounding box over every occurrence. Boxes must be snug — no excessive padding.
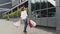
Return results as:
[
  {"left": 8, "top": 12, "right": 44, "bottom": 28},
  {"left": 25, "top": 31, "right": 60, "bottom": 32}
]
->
[
  {"left": 30, "top": 20, "right": 36, "bottom": 27},
  {"left": 29, "top": 20, "right": 36, "bottom": 28},
  {"left": 29, "top": 21, "right": 33, "bottom": 28},
  {"left": 13, "top": 21, "right": 20, "bottom": 27}
]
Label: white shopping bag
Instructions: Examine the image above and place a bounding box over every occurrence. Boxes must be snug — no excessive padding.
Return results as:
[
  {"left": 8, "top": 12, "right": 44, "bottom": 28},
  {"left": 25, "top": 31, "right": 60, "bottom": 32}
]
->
[
  {"left": 13, "top": 21, "right": 20, "bottom": 27},
  {"left": 30, "top": 20, "right": 36, "bottom": 27}
]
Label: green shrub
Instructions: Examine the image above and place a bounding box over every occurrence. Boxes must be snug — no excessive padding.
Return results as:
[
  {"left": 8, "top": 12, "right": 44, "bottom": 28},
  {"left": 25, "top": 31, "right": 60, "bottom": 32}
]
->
[
  {"left": 2, "top": 8, "right": 28, "bottom": 19},
  {"left": 2, "top": 14, "right": 9, "bottom": 19}
]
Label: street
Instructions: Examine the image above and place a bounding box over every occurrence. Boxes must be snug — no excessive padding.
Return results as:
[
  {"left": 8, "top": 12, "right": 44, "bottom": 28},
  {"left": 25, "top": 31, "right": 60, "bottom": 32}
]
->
[{"left": 0, "top": 19, "right": 56, "bottom": 34}]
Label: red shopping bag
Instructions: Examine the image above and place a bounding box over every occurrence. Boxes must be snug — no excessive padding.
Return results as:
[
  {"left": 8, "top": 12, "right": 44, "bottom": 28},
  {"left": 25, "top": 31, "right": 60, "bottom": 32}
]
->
[
  {"left": 28, "top": 20, "right": 36, "bottom": 28},
  {"left": 29, "top": 20, "right": 33, "bottom": 28}
]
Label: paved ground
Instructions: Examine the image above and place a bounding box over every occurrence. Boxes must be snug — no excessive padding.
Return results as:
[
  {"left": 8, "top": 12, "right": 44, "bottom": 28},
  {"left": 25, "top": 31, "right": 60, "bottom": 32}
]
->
[{"left": 0, "top": 19, "right": 56, "bottom": 34}]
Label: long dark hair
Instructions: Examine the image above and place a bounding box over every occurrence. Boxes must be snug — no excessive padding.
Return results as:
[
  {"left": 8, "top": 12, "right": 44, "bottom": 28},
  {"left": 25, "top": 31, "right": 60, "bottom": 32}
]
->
[{"left": 20, "top": 6, "right": 25, "bottom": 11}]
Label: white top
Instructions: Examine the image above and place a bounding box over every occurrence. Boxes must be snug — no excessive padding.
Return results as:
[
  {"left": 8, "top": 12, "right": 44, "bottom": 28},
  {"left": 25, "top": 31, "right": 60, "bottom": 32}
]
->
[{"left": 21, "top": 10, "right": 28, "bottom": 19}]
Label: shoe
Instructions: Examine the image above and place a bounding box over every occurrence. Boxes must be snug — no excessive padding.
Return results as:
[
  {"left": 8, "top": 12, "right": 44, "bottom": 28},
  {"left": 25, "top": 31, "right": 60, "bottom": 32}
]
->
[{"left": 23, "top": 31, "right": 27, "bottom": 34}]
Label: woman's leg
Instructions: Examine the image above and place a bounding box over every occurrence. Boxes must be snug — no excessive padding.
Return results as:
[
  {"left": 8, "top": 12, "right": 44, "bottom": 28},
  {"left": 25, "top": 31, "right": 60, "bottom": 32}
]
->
[{"left": 23, "top": 19, "right": 28, "bottom": 33}]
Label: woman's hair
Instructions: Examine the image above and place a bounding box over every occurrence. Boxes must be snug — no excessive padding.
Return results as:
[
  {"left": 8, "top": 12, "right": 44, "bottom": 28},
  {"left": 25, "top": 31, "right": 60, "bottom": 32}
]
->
[{"left": 20, "top": 5, "right": 25, "bottom": 11}]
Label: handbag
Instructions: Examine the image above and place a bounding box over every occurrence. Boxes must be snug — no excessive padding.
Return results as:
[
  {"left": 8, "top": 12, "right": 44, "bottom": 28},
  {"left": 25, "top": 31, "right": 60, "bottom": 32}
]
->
[
  {"left": 29, "top": 20, "right": 33, "bottom": 28},
  {"left": 29, "top": 20, "right": 36, "bottom": 28},
  {"left": 13, "top": 21, "right": 20, "bottom": 27}
]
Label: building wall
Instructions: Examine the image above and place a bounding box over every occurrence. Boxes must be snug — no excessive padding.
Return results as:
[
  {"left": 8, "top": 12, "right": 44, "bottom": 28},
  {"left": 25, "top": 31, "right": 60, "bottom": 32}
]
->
[
  {"left": 0, "top": 0, "right": 12, "bottom": 8},
  {"left": 0, "top": 3, "right": 12, "bottom": 8},
  {"left": 0, "top": 0, "right": 12, "bottom": 18},
  {"left": 0, "top": 0, "right": 27, "bottom": 8},
  {"left": 12, "top": 0, "right": 27, "bottom": 7},
  {"left": 0, "top": 0, "right": 11, "bottom": 4}
]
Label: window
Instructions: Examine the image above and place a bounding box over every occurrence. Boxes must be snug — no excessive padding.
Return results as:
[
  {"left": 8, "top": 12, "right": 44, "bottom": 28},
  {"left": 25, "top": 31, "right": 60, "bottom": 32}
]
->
[
  {"left": 48, "top": 2, "right": 55, "bottom": 8},
  {"left": 16, "top": 0, "right": 20, "bottom": 5},
  {"left": 31, "top": 0, "right": 36, "bottom": 11},
  {"left": 41, "top": 10, "right": 47, "bottom": 17},
  {"left": 35, "top": 11, "right": 41, "bottom": 18},
  {"left": 35, "top": 0, "right": 40, "bottom": 10},
  {"left": 12, "top": 0, "right": 16, "bottom": 6},
  {"left": 48, "top": 8, "right": 56, "bottom": 17},
  {"left": 41, "top": 0, "right": 48, "bottom": 9},
  {"left": 30, "top": 0, "right": 56, "bottom": 18}
]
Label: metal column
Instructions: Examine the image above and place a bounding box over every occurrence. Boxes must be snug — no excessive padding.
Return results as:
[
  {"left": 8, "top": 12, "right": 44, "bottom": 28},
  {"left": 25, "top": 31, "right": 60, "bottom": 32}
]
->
[{"left": 56, "top": 0, "right": 60, "bottom": 34}]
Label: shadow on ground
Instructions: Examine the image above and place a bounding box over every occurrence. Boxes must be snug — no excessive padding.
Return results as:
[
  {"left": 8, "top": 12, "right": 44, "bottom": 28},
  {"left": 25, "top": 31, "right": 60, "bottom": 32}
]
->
[{"left": 36, "top": 25, "right": 56, "bottom": 33}]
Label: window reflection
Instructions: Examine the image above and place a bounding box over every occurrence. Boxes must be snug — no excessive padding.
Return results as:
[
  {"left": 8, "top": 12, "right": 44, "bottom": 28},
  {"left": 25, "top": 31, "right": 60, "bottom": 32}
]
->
[
  {"left": 48, "top": 8, "right": 56, "bottom": 17},
  {"left": 30, "top": 0, "right": 56, "bottom": 18},
  {"left": 41, "top": 0, "right": 47, "bottom": 9},
  {"left": 35, "top": 11, "right": 41, "bottom": 18},
  {"left": 41, "top": 10, "right": 47, "bottom": 17},
  {"left": 31, "top": 11, "right": 41, "bottom": 18},
  {"left": 35, "top": 0, "right": 40, "bottom": 10},
  {"left": 31, "top": 11, "right": 36, "bottom": 18},
  {"left": 31, "top": 0, "right": 35, "bottom": 11}
]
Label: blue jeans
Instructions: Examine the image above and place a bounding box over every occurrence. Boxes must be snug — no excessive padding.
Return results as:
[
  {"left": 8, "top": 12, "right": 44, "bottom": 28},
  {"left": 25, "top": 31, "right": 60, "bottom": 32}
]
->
[{"left": 23, "top": 18, "right": 28, "bottom": 32}]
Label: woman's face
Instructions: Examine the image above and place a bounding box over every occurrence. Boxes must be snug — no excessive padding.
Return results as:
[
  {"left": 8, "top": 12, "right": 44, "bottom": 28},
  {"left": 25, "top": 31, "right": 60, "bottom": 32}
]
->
[{"left": 20, "top": 6, "right": 25, "bottom": 11}]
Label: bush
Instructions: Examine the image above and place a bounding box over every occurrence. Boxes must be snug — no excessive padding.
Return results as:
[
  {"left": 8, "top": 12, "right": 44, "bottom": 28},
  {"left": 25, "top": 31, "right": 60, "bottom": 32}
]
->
[
  {"left": 2, "top": 8, "right": 28, "bottom": 19},
  {"left": 2, "top": 9, "right": 21, "bottom": 19},
  {"left": 2, "top": 14, "right": 9, "bottom": 19}
]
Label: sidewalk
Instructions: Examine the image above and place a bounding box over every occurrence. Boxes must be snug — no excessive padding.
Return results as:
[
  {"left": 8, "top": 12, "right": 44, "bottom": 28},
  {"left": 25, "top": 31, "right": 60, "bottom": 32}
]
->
[{"left": 0, "top": 19, "right": 56, "bottom": 34}]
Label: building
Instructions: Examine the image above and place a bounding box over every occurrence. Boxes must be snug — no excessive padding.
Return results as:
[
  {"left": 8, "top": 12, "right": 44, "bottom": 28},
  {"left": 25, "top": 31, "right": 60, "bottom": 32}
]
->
[
  {"left": 28, "top": 0, "right": 56, "bottom": 27},
  {"left": 0, "top": 0, "right": 27, "bottom": 8},
  {"left": 28, "top": 0, "right": 60, "bottom": 34},
  {"left": 0, "top": 0, "right": 28, "bottom": 18},
  {"left": 0, "top": 0, "right": 60, "bottom": 34}
]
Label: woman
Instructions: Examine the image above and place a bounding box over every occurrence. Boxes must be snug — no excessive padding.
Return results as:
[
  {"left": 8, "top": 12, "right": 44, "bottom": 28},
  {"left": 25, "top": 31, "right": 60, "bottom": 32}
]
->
[{"left": 20, "top": 5, "right": 29, "bottom": 34}]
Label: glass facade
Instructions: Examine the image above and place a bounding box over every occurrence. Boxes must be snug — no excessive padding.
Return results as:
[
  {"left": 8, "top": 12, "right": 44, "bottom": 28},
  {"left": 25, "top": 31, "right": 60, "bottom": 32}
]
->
[
  {"left": 30, "top": 0, "right": 56, "bottom": 27},
  {"left": 31, "top": 0, "right": 56, "bottom": 18},
  {"left": 48, "top": 8, "right": 56, "bottom": 17}
]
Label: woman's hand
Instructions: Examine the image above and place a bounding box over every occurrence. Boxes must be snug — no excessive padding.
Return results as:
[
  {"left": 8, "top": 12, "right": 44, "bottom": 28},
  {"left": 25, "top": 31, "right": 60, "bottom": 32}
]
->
[
  {"left": 27, "top": 16, "right": 30, "bottom": 23},
  {"left": 20, "top": 18, "right": 22, "bottom": 24}
]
